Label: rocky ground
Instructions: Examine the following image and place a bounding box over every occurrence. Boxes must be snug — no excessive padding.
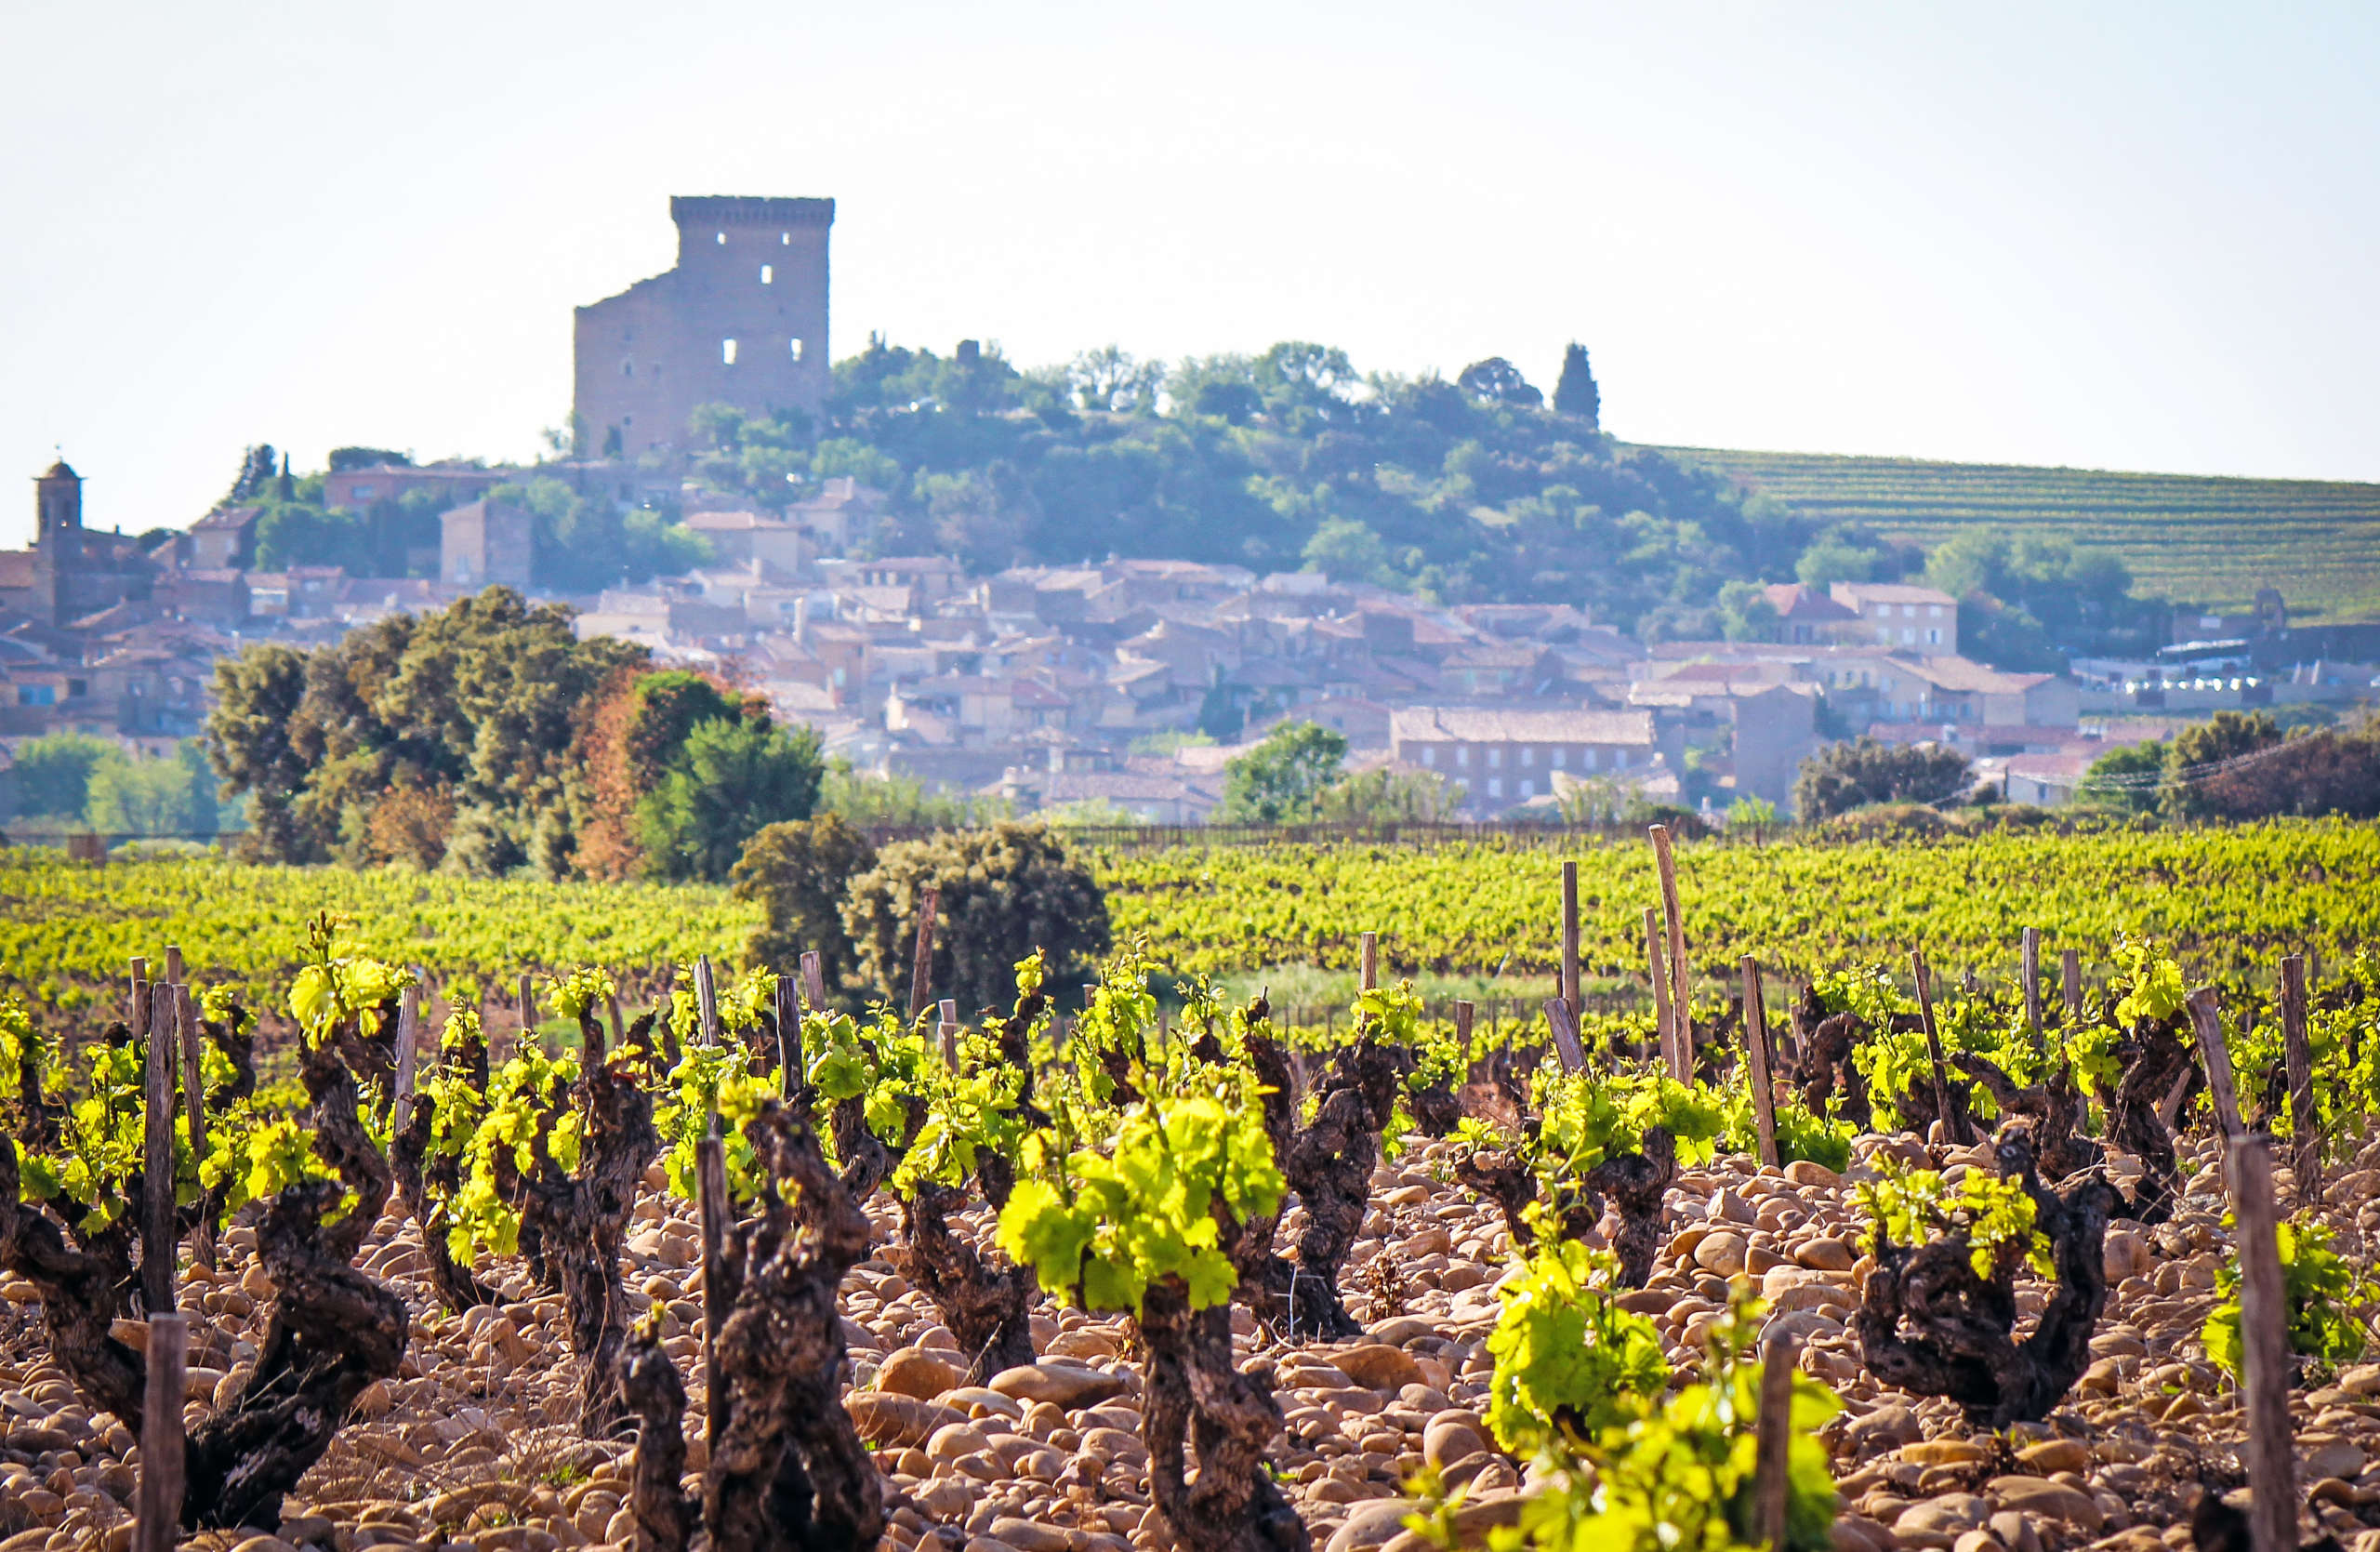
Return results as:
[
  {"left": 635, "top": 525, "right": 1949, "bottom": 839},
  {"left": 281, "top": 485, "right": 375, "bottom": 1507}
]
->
[{"left": 4, "top": 1124, "right": 2379, "bottom": 1552}]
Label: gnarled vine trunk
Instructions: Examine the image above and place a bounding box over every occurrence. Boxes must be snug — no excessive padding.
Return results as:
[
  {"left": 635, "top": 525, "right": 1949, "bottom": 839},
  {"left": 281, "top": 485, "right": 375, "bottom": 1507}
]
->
[
  {"left": 620, "top": 1324, "right": 696, "bottom": 1552},
  {"left": 1950, "top": 1055, "right": 2102, "bottom": 1182},
  {"left": 1585, "top": 1128, "right": 1678, "bottom": 1287},
  {"left": 1855, "top": 1122, "right": 2119, "bottom": 1426},
  {"left": 902, "top": 1183, "right": 1036, "bottom": 1384},
  {"left": 702, "top": 1099, "right": 885, "bottom": 1552},
  {"left": 1278, "top": 1037, "right": 1408, "bottom": 1338},
  {"left": 1787, "top": 995, "right": 1873, "bottom": 1132},
  {"left": 184, "top": 1035, "right": 410, "bottom": 1528},
  {"left": 390, "top": 1015, "right": 496, "bottom": 1315},
  {"left": 1139, "top": 1279, "right": 1311, "bottom": 1552},
  {"left": 2106, "top": 1019, "right": 2195, "bottom": 1225}
]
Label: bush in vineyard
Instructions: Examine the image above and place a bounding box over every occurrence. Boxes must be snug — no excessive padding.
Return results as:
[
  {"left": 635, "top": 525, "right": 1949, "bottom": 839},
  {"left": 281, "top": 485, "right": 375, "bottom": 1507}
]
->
[
  {"left": 0, "top": 919, "right": 412, "bottom": 1528},
  {"left": 842, "top": 821, "right": 1110, "bottom": 1015},
  {"left": 732, "top": 814, "right": 880, "bottom": 1005}
]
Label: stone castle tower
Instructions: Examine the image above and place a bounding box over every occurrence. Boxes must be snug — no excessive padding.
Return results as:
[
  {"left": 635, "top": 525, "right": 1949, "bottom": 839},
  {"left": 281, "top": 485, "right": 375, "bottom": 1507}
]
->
[{"left": 574, "top": 196, "right": 834, "bottom": 461}]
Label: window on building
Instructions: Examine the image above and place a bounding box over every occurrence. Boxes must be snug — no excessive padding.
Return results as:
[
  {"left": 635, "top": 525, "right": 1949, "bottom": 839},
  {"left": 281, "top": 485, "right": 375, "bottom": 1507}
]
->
[
  {"left": 1929, "top": 604, "right": 1944, "bottom": 617},
  {"left": 1902, "top": 628, "right": 1915, "bottom": 645},
  {"left": 19, "top": 685, "right": 53, "bottom": 706},
  {"left": 716, "top": 232, "right": 726, "bottom": 245},
  {"left": 1926, "top": 628, "right": 1941, "bottom": 645},
  {"left": 1520, "top": 746, "right": 1535, "bottom": 767},
  {"left": 790, "top": 338, "right": 804, "bottom": 362},
  {"left": 67, "top": 680, "right": 87, "bottom": 698},
  {"left": 1420, "top": 747, "right": 1435, "bottom": 768},
  {"left": 1583, "top": 748, "right": 1599, "bottom": 771},
  {"left": 1613, "top": 749, "right": 1628, "bottom": 770},
  {"left": 1488, "top": 777, "right": 1503, "bottom": 799},
  {"left": 1487, "top": 747, "right": 1502, "bottom": 768},
  {"left": 1549, "top": 747, "right": 1565, "bottom": 769},
  {"left": 760, "top": 265, "right": 773, "bottom": 285},
  {"left": 722, "top": 338, "right": 738, "bottom": 365},
  {"left": 1455, "top": 747, "right": 1470, "bottom": 768},
  {"left": 1519, "top": 778, "right": 1534, "bottom": 798},
  {"left": 621, "top": 358, "right": 633, "bottom": 377}
]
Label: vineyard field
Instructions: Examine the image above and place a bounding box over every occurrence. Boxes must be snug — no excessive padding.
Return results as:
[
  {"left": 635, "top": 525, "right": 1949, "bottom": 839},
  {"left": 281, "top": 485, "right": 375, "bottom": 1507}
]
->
[
  {"left": 1646, "top": 443, "right": 2380, "bottom": 620},
  {"left": 7, "top": 819, "right": 2378, "bottom": 1007}
]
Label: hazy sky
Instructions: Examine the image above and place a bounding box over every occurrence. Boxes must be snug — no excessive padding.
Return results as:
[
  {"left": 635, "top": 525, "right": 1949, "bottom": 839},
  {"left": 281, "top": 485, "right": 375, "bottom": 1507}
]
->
[{"left": 6, "top": 2, "right": 2377, "bottom": 548}]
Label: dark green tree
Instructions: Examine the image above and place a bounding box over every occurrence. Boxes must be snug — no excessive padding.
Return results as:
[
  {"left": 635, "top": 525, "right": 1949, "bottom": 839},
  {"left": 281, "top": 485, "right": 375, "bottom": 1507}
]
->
[
  {"left": 730, "top": 813, "right": 879, "bottom": 1000},
  {"left": 2158, "top": 711, "right": 2281, "bottom": 819},
  {"left": 1553, "top": 343, "right": 1601, "bottom": 427},
  {"left": 840, "top": 822, "right": 1110, "bottom": 1015},
  {"left": 7, "top": 733, "right": 118, "bottom": 819},
  {"left": 2074, "top": 740, "right": 2166, "bottom": 813},
  {"left": 1219, "top": 722, "right": 1350, "bottom": 822},
  {"left": 635, "top": 718, "right": 825, "bottom": 883},
  {"left": 1792, "top": 737, "right": 1974, "bottom": 820},
  {"left": 1455, "top": 357, "right": 1543, "bottom": 408}
]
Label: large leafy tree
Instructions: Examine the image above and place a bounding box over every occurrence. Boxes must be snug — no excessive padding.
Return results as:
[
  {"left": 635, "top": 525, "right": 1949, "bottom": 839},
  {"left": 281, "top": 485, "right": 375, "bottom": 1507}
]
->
[
  {"left": 1218, "top": 721, "right": 1349, "bottom": 822},
  {"left": 841, "top": 822, "right": 1109, "bottom": 1015},
  {"left": 205, "top": 588, "right": 644, "bottom": 874},
  {"left": 635, "top": 716, "right": 826, "bottom": 883},
  {"left": 1792, "top": 736, "right": 1974, "bottom": 819}
]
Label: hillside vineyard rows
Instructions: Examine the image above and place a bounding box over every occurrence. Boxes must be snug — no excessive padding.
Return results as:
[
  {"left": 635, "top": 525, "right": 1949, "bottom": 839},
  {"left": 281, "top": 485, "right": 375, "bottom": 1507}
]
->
[
  {"left": 6, "top": 820, "right": 2377, "bottom": 1009},
  {"left": 1650, "top": 444, "right": 2380, "bottom": 620},
  {"left": 5, "top": 829, "right": 2380, "bottom": 1552}
]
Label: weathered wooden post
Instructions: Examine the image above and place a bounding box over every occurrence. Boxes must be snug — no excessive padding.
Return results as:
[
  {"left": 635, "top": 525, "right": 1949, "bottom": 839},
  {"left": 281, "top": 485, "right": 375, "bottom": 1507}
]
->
[
  {"left": 133, "top": 1312, "right": 186, "bottom": 1552},
  {"left": 1908, "top": 950, "right": 1966, "bottom": 1146},
  {"left": 694, "top": 955, "right": 721, "bottom": 1048},
  {"left": 2060, "top": 948, "right": 2082, "bottom": 1026},
  {"left": 1740, "top": 957, "right": 1779, "bottom": 1168},
  {"left": 2187, "top": 988, "right": 2248, "bottom": 1182},
  {"left": 390, "top": 984, "right": 422, "bottom": 1130},
  {"left": 164, "top": 944, "right": 184, "bottom": 988},
  {"left": 695, "top": 1121, "right": 730, "bottom": 1451},
  {"left": 907, "top": 885, "right": 941, "bottom": 1019},
  {"left": 1650, "top": 825, "right": 1692, "bottom": 1068},
  {"left": 1542, "top": 998, "right": 1584, "bottom": 1074},
  {"left": 1752, "top": 1331, "right": 1800, "bottom": 1551},
  {"left": 1559, "top": 861, "right": 1580, "bottom": 1015},
  {"left": 605, "top": 989, "right": 625, "bottom": 1049},
  {"left": 938, "top": 999, "right": 959, "bottom": 1066},
  {"left": 2281, "top": 954, "right": 2319, "bottom": 1200},
  {"left": 1359, "top": 930, "right": 1379, "bottom": 992},
  {"left": 801, "top": 950, "right": 826, "bottom": 1012},
  {"left": 129, "top": 957, "right": 150, "bottom": 1040},
  {"left": 1453, "top": 1001, "right": 1476, "bottom": 1065},
  {"left": 776, "top": 975, "right": 804, "bottom": 1097},
  {"left": 2020, "top": 926, "right": 2043, "bottom": 1043},
  {"left": 2228, "top": 1134, "right": 2297, "bottom": 1552},
  {"left": 1646, "top": 906, "right": 1680, "bottom": 1081},
  {"left": 141, "top": 983, "right": 178, "bottom": 1314},
  {"left": 174, "top": 985, "right": 214, "bottom": 1271},
  {"left": 517, "top": 973, "right": 536, "bottom": 1044}
]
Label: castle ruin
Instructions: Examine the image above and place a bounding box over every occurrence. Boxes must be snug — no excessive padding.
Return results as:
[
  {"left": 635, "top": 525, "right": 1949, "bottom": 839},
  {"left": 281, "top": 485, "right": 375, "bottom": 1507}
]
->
[{"left": 574, "top": 195, "right": 834, "bottom": 460}]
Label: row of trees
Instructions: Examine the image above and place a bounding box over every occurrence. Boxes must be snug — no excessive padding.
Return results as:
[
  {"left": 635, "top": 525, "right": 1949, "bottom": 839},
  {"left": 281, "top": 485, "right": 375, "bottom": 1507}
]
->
[
  {"left": 204, "top": 590, "right": 823, "bottom": 880},
  {"left": 0, "top": 735, "right": 222, "bottom": 840},
  {"left": 2079, "top": 710, "right": 2380, "bottom": 820}
]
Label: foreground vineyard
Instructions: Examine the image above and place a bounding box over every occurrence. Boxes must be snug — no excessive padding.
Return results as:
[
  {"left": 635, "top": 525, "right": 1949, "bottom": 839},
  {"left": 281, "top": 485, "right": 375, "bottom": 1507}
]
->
[
  {"left": 5, "top": 895, "right": 2380, "bottom": 1552},
  {"left": 7, "top": 820, "right": 2379, "bottom": 1010}
]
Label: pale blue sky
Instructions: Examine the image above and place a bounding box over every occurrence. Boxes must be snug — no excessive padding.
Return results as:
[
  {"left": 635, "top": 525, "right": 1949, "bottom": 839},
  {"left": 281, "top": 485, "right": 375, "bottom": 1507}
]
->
[{"left": 5, "top": 1, "right": 2377, "bottom": 547}]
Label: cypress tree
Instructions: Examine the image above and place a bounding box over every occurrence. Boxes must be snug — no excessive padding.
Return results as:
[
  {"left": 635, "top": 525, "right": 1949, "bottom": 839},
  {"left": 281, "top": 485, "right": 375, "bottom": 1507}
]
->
[{"left": 1553, "top": 341, "right": 1601, "bottom": 428}]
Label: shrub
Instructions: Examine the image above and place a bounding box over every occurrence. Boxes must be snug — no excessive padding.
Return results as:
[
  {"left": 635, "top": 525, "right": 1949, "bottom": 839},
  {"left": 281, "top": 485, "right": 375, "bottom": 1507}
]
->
[
  {"left": 842, "top": 822, "right": 1110, "bottom": 1015},
  {"left": 1793, "top": 737, "right": 1971, "bottom": 820},
  {"left": 731, "top": 814, "right": 879, "bottom": 996},
  {"left": 635, "top": 717, "right": 825, "bottom": 882}
]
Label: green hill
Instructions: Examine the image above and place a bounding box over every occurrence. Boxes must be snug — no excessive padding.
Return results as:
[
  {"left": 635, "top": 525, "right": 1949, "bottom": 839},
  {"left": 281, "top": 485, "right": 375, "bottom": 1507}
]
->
[{"left": 1645, "top": 445, "right": 2380, "bottom": 624}]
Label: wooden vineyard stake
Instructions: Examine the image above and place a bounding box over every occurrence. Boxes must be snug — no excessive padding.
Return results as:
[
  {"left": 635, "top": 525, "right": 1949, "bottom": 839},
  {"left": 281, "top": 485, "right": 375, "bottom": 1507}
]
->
[
  {"left": 1542, "top": 997, "right": 1584, "bottom": 1074},
  {"left": 696, "top": 1122, "right": 730, "bottom": 1451},
  {"left": 907, "top": 886, "right": 941, "bottom": 1018},
  {"left": 141, "top": 983, "right": 178, "bottom": 1314},
  {"left": 2154, "top": 1065, "right": 2196, "bottom": 1133},
  {"left": 777, "top": 975, "right": 804, "bottom": 1097},
  {"left": 1739, "top": 957, "right": 1779, "bottom": 1168},
  {"left": 1646, "top": 907, "right": 1679, "bottom": 1081},
  {"left": 1650, "top": 825, "right": 1693, "bottom": 1068},
  {"left": 605, "top": 989, "right": 626, "bottom": 1049},
  {"left": 517, "top": 974, "right": 536, "bottom": 1045},
  {"left": 1752, "top": 1331, "right": 1799, "bottom": 1552},
  {"left": 164, "top": 944, "right": 184, "bottom": 988},
  {"left": 2187, "top": 988, "right": 2247, "bottom": 1169},
  {"left": 1559, "top": 861, "right": 1580, "bottom": 1015},
  {"left": 2020, "top": 927, "right": 2043, "bottom": 1045},
  {"left": 694, "top": 955, "right": 721, "bottom": 1048},
  {"left": 175, "top": 986, "right": 214, "bottom": 1271},
  {"left": 133, "top": 1311, "right": 186, "bottom": 1552},
  {"left": 2281, "top": 954, "right": 2319, "bottom": 1200},
  {"left": 801, "top": 950, "right": 826, "bottom": 1011},
  {"left": 1908, "top": 950, "right": 1967, "bottom": 1146},
  {"left": 1359, "top": 930, "right": 1378, "bottom": 992},
  {"left": 2060, "top": 948, "right": 2082, "bottom": 1026},
  {"left": 938, "top": 999, "right": 959, "bottom": 1066},
  {"left": 391, "top": 984, "right": 422, "bottom": 1127},
  {"left": 130, "top": 958, "right": 150, "bottom": 1041},
  {"left": 2227, "top": 1134, "right": 2296, "bottom": 1552},
  {"left": 1453, "top": 1001, "right": 1475, "bottom": 1065}
]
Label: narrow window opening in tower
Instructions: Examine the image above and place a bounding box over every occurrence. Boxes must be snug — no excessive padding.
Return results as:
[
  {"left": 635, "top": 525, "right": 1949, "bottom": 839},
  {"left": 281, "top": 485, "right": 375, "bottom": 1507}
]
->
[
  {"left": 761, "top": 265, "right": 773, "bottom": 285},
  {"left": 622, "top": 358, "right": 633, "bottom": 377},
  {"left": 789, "top": 338, "right": 804, "bottom": 362},
  {"left": 722, "top": 338, "right": 738, "bottom": 365}
]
